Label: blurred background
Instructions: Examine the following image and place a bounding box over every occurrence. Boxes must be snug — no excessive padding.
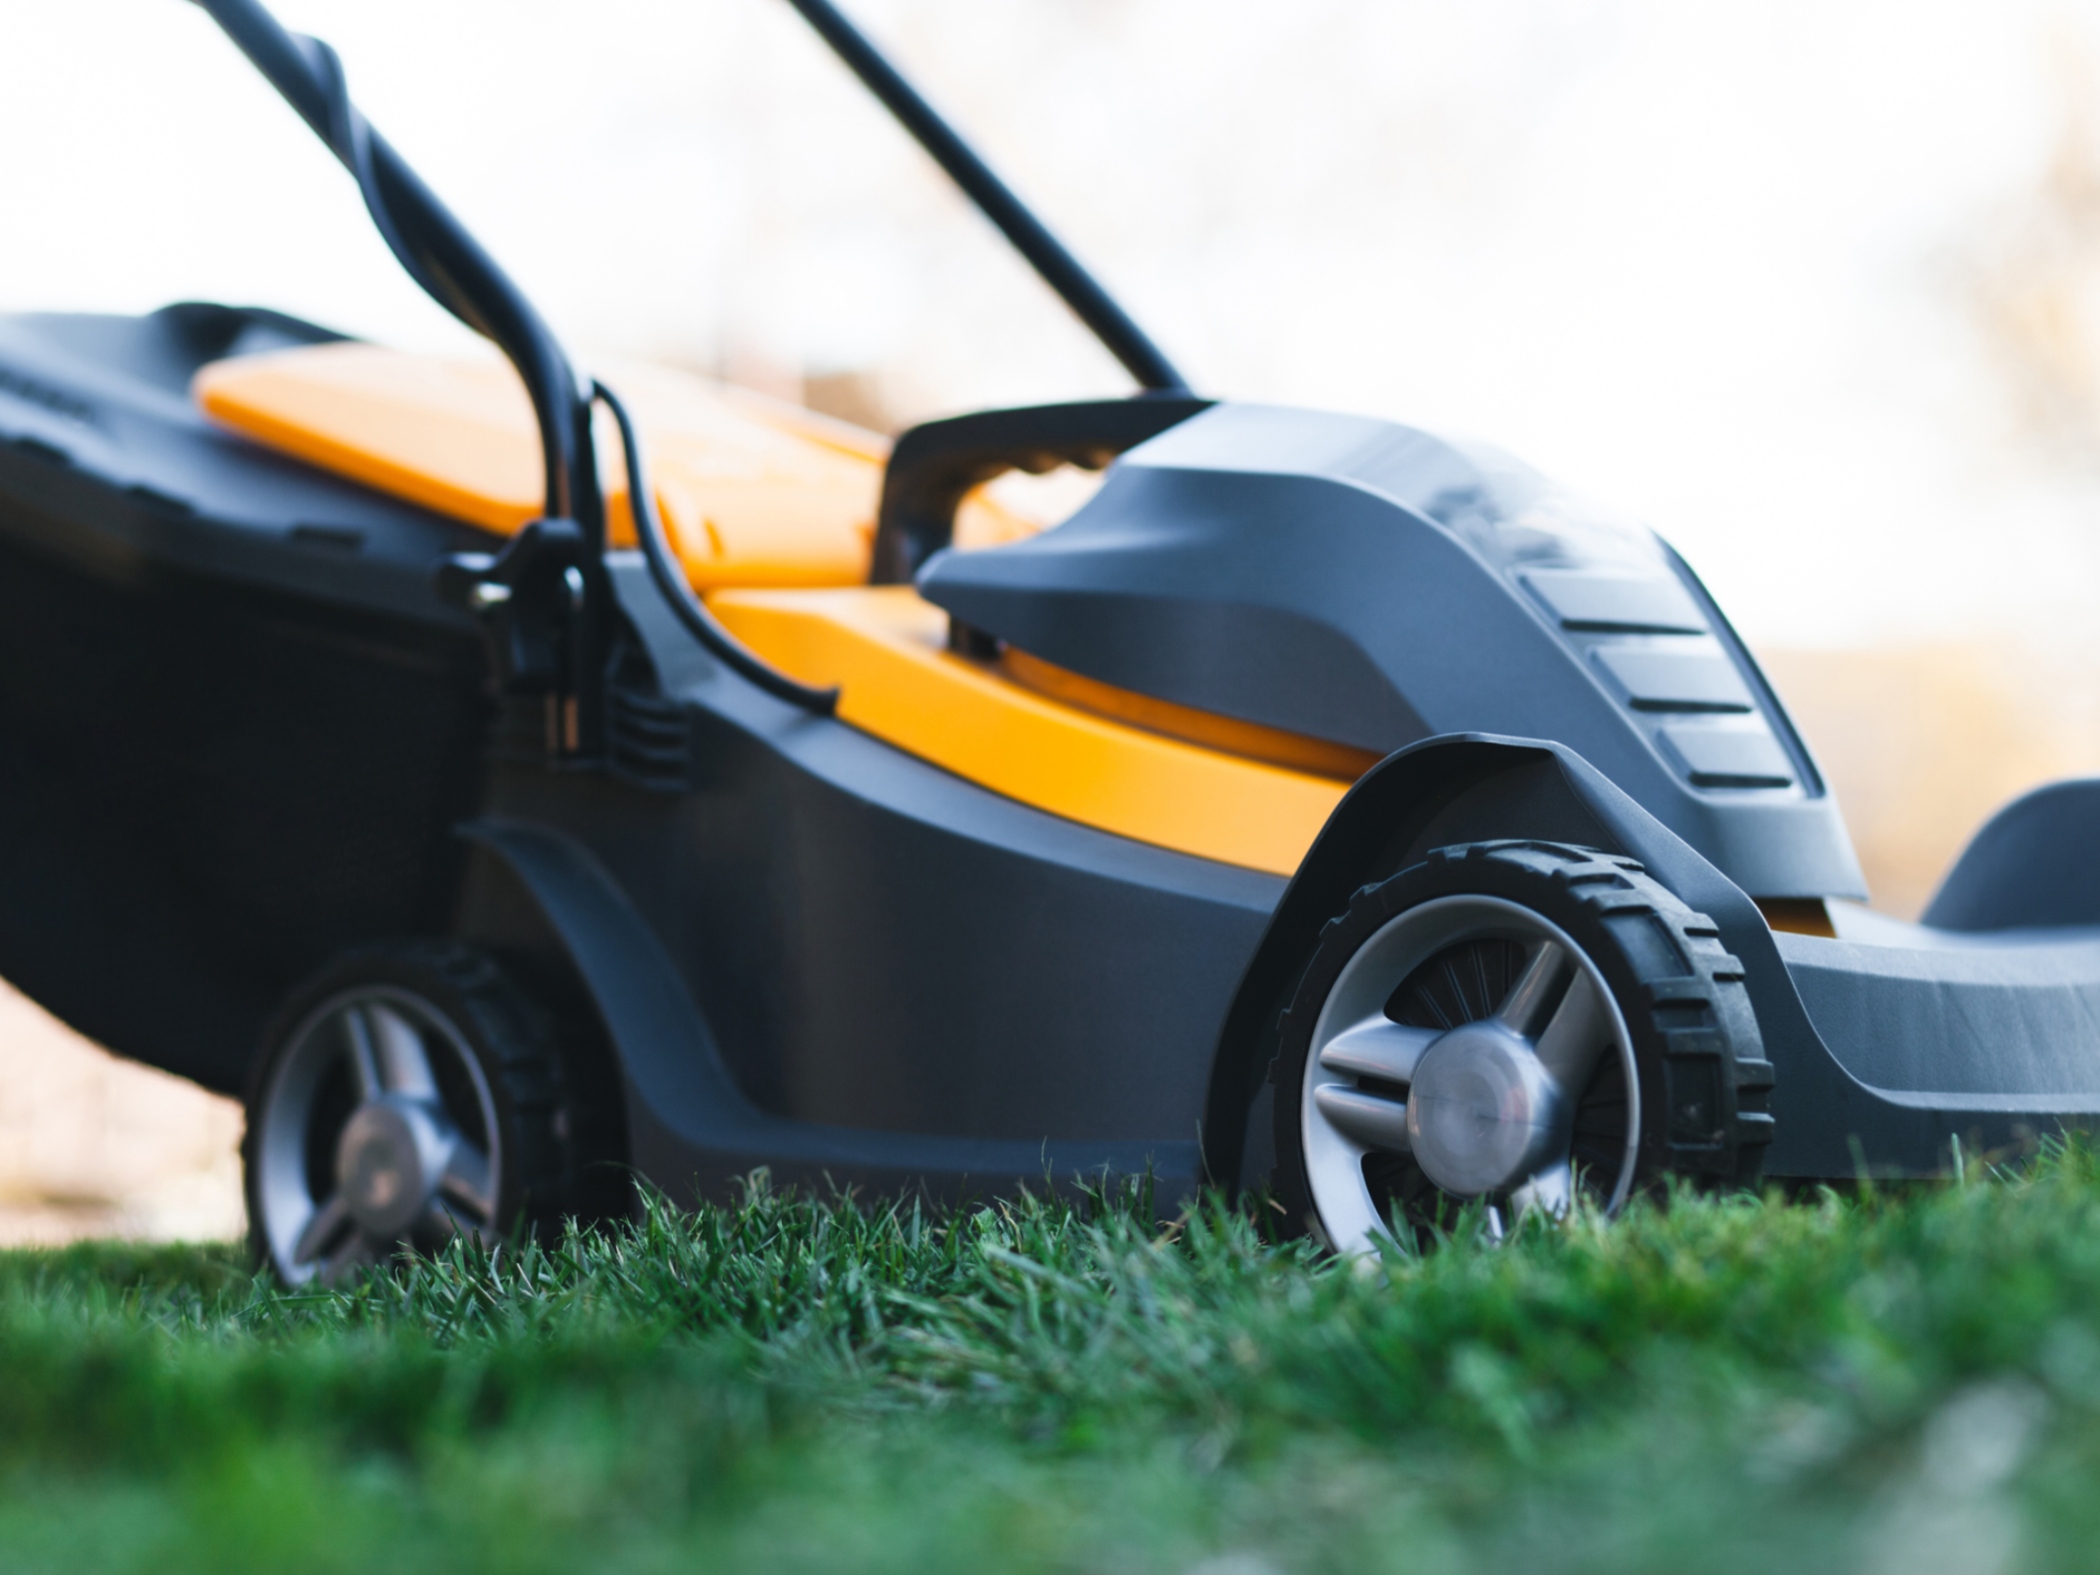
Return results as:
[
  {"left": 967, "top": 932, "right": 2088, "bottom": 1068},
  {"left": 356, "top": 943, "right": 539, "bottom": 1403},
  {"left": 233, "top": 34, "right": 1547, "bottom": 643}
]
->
[{"left": 5, "top": 0, "right": 2100, "bottom": 1240}]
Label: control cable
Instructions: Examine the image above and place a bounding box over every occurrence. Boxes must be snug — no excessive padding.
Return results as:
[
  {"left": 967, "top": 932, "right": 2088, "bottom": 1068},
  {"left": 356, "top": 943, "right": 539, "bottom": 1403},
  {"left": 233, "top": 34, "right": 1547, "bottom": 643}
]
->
[
  {"left": 593, "top": 381, "right": 840, "bottom": 715},
  {"left": 782, "top": 0, "right": 1191, "bottom": 395}
]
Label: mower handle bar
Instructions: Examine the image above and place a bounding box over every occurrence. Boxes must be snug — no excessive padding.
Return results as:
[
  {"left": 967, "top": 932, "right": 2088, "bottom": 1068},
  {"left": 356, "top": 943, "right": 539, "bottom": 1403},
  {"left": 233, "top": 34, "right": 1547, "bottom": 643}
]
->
[
  {"left": 192, "top": 0, "right": 602, "bottom": 544},
  {"left": 782, "top": 0, "right": 1191, "bottom": 396}
]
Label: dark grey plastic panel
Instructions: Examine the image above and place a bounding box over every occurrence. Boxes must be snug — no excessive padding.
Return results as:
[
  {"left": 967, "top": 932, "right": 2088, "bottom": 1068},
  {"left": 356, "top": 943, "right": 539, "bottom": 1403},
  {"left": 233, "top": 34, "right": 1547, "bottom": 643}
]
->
[
  {"left": 1780, "top": 928, "right": 2100, "bottom": 1105},
  {"left": 920, "top": 402, "right": 1864, "bottom": 900},
  {"left": 462, "top": 817, "right": 1206, "bottom": 1204},
  {"left": 0, "top": 306, "right": 492, "bottom": 626},
  {"left": 1521, "top": 568, "right": 1706, "bottom": 633},
  {"left": 1593, "top": 647, "right": 1754, "bottom": 712},
  {"left": 1660, "top": 726, "right": 1796, "bottom": 788}
]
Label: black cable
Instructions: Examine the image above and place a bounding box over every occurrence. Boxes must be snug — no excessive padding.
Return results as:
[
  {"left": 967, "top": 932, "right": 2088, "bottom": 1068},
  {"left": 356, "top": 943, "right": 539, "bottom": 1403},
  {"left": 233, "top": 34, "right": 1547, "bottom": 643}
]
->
[
  {"left": 592, "top": 382, "right": 840, "bottom": 716},
  {"left": 781, "top": 0, "right": 1191, "bottom": 395}
]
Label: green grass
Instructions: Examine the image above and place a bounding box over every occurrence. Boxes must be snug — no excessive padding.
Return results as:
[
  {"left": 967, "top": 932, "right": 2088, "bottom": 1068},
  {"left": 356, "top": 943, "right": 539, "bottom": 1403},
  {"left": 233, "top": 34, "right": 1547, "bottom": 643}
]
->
[{"left": 8, "top": 1152, "right": 2100, "bottom": 1573}]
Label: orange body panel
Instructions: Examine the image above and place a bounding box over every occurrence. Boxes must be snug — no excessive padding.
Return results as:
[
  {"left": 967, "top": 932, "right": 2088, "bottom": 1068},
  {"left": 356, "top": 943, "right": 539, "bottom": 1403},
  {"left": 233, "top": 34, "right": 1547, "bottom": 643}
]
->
[
  {"left": 196, "top": 342, "right": 900, "bottom": 588},
  {"left": 710, "top": 587, "right": 1354, "bottom": 875},
  {"left": 195, "top": 342, "right": 1076, "bottom": 585}
]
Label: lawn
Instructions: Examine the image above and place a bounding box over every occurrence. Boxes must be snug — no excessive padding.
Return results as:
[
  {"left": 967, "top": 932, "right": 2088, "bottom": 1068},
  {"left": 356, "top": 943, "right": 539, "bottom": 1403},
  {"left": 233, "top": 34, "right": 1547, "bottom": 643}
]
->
[{"left": 5, "top": 1152, "right": 2100, "bottom": 1574}]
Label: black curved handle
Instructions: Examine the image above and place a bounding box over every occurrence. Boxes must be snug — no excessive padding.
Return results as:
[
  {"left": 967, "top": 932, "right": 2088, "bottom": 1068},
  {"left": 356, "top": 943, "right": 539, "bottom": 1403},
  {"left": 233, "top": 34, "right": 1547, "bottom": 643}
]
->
[
  {"left": 871, "top": 397, "right": 1212, "bottom": 583},
  {"left": 194, "top": 0, "right": 600, "bottom": 542},
  {"left": 783, "top": 0, "right": 1190, "bottom": 395}
]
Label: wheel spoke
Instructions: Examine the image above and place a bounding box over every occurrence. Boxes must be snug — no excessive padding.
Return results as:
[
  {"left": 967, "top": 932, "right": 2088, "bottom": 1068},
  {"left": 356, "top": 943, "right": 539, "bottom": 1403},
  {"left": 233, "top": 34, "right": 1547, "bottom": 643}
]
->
[
  {"left": 1311, "top": 1082, "right": 1412, "bottom": 1152},
  {"left": 339, "top": 1008, "right": 383, "bottom": 1101},
  {"left": 438, "top": 1142, "right": 495, "bottom": 1224},
  {"left": 1492, "top": 939, "right": 1575, "bottom": 1041},
  {"left": 368, "top": 1003, "right": 439, "bottom": 1097},
  {"left": 291, "top": 1193, "right": 353, "bottom": 1266},
  {"left": 1317, "top": 1019, "right": 1440, "bottom": 1085},
  {"left": 1532, "top": 970, "right": 1610, "bottom": 1096}
]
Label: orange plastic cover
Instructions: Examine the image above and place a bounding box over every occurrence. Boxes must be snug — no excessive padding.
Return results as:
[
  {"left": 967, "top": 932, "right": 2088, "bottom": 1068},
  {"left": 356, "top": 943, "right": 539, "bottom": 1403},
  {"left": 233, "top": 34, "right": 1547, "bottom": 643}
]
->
[
  {"left": 711, "top": 587, "right": 1352, "bottom": 875},
  {"left": 194, "top": 341, "right": 893, "bottom": 588}
]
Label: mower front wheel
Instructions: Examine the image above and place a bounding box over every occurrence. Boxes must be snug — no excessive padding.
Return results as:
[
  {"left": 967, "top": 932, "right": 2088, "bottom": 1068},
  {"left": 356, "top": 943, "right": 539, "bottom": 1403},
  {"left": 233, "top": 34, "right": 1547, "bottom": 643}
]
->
[
  {"left": 1272, "top": 841, "right": 1773, "bottom": 1251},
  {"left": 244, "top": 940, "right": 614, "bottom": 1284}
]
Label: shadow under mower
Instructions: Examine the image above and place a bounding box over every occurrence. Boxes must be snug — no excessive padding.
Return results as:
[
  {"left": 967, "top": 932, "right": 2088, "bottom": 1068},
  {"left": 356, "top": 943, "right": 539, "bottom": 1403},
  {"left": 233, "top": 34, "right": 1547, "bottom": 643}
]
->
[{"left": 3, "top": 0, "right": 2097, "bottom": 1279}]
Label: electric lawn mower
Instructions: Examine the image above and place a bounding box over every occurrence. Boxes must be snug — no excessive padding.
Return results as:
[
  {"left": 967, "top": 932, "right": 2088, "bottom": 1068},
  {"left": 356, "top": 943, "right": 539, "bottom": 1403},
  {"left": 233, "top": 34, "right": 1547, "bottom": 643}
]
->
[{"left": 5, "top": 0, "right": 2099, "bottom": 1280}]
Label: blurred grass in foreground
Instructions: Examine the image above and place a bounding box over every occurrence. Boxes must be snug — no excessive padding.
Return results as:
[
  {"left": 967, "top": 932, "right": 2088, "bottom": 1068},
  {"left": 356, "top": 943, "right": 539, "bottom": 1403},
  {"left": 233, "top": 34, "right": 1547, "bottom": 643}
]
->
[{"left": 8, "top": 1155, "right": 2100, "bottom": 1572}]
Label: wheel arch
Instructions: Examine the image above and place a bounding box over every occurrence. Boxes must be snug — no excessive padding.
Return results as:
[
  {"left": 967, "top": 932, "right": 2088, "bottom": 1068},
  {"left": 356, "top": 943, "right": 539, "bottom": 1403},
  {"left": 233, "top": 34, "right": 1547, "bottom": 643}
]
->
[
  {"left": 451, "top": 816, "right": 759, "bottom": 1132},
  {"left": 1200, "top": 732, "right": 1789, "bottom": 1192}
]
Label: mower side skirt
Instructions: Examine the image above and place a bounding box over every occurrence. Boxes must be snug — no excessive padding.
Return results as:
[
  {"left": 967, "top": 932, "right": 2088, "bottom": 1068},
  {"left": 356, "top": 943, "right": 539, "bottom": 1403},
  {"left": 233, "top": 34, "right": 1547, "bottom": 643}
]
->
[
  {"left": 461, "top": 818, "right": 1201, "bottom": 1205},
  {"left": 1777, "top": 929, "right": 2100, "bottom": 1111}
]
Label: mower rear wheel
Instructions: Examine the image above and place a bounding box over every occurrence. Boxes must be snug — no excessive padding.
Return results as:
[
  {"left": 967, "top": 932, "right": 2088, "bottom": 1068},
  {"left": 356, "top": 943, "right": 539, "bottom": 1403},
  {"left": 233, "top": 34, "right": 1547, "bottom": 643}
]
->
[
  {"left": 1273, "top": 841, "right": 1772, "bottom": 1252},
  {"left": 244, "top": 941, "right": 604, "bottom": 1284}
]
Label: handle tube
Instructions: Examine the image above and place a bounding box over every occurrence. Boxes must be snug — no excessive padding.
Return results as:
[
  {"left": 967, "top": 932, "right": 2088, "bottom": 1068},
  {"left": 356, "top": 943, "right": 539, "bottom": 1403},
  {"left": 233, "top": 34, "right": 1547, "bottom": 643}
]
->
[
  {"left": 194, "top": 0, "right": 601, "bottom": 540},
  {"left": 782, "top": 0, "right": 1191, "bottom": 394}
]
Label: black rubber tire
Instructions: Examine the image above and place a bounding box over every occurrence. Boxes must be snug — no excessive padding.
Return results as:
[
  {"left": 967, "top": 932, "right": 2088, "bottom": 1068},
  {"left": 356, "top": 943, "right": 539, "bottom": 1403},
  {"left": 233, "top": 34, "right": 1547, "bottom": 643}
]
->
[
  {"left": 243, "top": 939, "right": 627, "bottom": 1273},
  {"left": 1271, "top": 840, "right": 1773, "bottom": 1242}
]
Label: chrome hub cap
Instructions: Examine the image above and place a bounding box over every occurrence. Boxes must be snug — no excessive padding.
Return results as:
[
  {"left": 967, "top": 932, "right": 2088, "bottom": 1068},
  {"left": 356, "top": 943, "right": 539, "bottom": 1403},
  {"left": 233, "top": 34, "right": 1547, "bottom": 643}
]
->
[
  {"left": 254, "top": 986, "right": 502, "bottom": 1284},
  {"left": 1405, "top": 1019, "right": 1566, "bottom": 1197},
  {"left": 1300, "top": 894, "right": 1640, "bottom": 1253}
]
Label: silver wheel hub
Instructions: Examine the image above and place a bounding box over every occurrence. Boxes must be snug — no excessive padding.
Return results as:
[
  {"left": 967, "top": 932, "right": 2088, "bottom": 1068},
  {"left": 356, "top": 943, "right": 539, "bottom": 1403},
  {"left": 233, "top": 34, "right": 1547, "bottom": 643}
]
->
[
  {"left": 1299, "top": 894, "right": 1640, "bottom": 1253},
  {"left": 336, "top": 1095, "right": 456, "bottom": 1240},
  {"left": 1405, "top": 1020, "right": 1566, "bottom": 1197}
]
